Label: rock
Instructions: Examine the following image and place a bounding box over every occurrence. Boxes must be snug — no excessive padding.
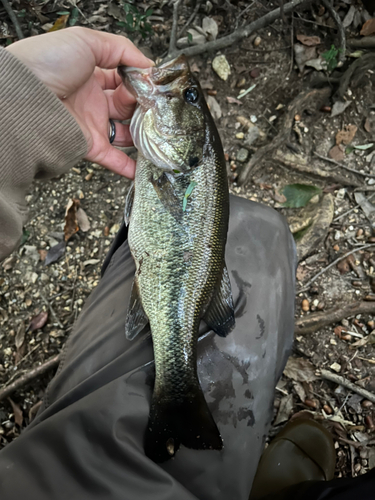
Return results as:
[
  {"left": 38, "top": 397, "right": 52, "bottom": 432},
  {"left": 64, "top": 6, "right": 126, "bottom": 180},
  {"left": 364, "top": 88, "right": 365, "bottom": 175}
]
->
[
  {"left": 330, "top": 362, "right": 341, "bottom": 373},
  {"left": 25, "top": 271, "right": 38, "bottom": 284},
  {"left": 206, "top": 95, "right": 222, "bottom": 119},
  {"left": 253, "top": 36, "right": 261, "bottom": 47},
  {"left": 212, "top": 55, "right": 231, "bottom": 81},
  {"left": 236, "top": 148, "right": 249, "bottom": 163},
  {"left": 244, "top": 126, "right": 260, "bottom": 146},
  {"left": 235, "top": 132, "right": 244, "bottom": 139}
]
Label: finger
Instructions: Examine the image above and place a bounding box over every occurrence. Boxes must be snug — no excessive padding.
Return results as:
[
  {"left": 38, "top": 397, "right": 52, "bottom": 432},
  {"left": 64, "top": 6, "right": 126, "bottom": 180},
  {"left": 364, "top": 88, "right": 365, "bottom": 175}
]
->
[
  {"left": 93, "top": 146, "right": 136, "bottom": 178},
  {"left": 110, "top": 122, "right": 134, "bottom": 147},
  {"left": 94, "top": 68, "right": 122, "bottom": 90},
  {"left": 105, "top": 88, "right": 136, "bottom": 120},
  {"left": 72, "top": 27, "right": 154, "bottom": 70}
]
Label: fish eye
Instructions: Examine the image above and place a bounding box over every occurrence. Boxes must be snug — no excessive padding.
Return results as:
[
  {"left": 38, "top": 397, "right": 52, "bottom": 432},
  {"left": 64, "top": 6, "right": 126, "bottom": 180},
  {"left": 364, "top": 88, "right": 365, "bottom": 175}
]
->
[{"left": 184, "top": 87, "right": 199, "bottom": 104}]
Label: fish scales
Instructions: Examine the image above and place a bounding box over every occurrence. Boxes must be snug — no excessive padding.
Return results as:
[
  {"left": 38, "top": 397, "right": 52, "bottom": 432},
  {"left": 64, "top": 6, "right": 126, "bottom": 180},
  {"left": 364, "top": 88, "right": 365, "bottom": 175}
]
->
[
  {"left": 129, "top": 152, "right": 228, "bottom": 395},
  {"left": 119, "top": 55, "right": 235, "bottom": 463}
]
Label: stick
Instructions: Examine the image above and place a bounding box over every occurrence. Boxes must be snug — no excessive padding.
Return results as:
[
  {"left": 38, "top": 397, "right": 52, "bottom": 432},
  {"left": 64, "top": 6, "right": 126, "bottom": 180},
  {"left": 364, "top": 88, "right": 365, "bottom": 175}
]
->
[
  {"left": 297, "top": 244, "right": 375, "bottom": 294},
  {"left": 0, "top": 0, "right": 24, "bottom": 39},
  {"left": 321, "top": 0, "right": 346, "bottom": 65},
  {"left": 320, "top": 369, "right": 375, "bottom": 404},
  {"left": 0, "top": 354, "right": 61, "bottom": 402},
  {"left": 178, "top": 0, "right": 201, "bottom": 38},
  {"left": 314, "top": 152, "right": 375, "bottom": 179},
  {"left": 169, "top": 0, "right": 182, "bottom": 55},
  {"left": 40, "top": 292, "right": 64, "bottom": 329},
  {"left": 165, "top": 0, "right": 312, "bottom": 60},
  {"left": 347, "top": 37, "right": 375, "bottom": 49},
  {"left": 295, "top": 301, "right": 375, "bottom": 335}
]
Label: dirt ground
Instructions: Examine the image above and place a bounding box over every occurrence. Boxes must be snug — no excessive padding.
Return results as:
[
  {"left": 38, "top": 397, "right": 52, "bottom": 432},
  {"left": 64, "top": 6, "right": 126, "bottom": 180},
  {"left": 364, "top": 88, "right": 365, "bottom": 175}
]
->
[{"left": 1, "top": 0, "right": 375, "bottom": 480}]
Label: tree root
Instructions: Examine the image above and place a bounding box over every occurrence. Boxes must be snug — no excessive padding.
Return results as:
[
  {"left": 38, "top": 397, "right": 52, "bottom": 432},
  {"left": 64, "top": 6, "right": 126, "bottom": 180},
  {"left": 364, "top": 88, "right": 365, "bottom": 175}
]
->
[
  {"left": 295, "top": 300, "right": 375, "bottom": 335},
  {"left": 165, "top": 0, "right": 312, "bottom": 61},
  {"left": 169, "top": 0, "right": 183, "bottom": 55},
  {"left": 337, "top": 52, "right": 375, "bottom": 98},
  {"left": 0, "top": 354, "right": 60, "bottom": 402},
  {"left": 274, "top": 150, "right": 363, "bottom": 187}
]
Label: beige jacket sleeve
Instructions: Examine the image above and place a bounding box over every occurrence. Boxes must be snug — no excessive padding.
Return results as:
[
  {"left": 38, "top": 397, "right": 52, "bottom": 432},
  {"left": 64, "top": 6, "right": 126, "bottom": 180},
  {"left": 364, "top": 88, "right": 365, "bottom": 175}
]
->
[{"left": 0, "top": 48, "right": 87, "bottom": 261}]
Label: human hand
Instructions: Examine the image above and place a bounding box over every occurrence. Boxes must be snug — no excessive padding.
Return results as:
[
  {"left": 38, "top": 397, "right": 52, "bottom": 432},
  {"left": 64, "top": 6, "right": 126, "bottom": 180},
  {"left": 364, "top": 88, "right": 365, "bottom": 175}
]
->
[{"left": 7, "top": 27, "right": 153, "bottom": 178}]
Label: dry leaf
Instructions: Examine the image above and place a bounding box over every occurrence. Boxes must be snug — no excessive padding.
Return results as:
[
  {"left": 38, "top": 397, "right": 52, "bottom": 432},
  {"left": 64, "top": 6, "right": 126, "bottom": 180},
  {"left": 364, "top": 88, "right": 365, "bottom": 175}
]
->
[
  {"left": 226, "top": 96, "right": 242, "bottom": 105},
  {"left": 296, "top": 34, "right": 321, "bottom": 46},
  {"left": 283, "top": 357, "right": 318, "bottom": 383},
  {"left": 365, "top": 117, "right": 372, "bottom": 133},
  {"left": 207, "top": 95, "right": 222, "bottom": 119},
  {"left": 2, "top": 255, "right": 16, "bottom": 271},
  {"left": 328, "top": 145, "right": 345, "bottom": 162},
  {"left": 360, "top": 18, "right": 375, "bottom": 37},
  {"left": 15, "top": 321, "right": 25, "bottom": 350},
  {"left": 76, "top": 208, "right": 90, "bottom": 232},
  {"left": 8, "top": 398, "right": 23, "bottom": 427},
  {"left": 294, "top": 44, "right": 317, "bottom": 73},
  {"left": 29, "top": 401, "right": 43, "bottom": 422},
  {"left": 38, "top": 249, "right": 47, "bottom": 262},
  {"left": 273, "top": 190, "right": 287, "bottom": 204},
  {"left": 337, "top": 254, "right": 355, "bottom": 274},
  {"left": 293, "top": 381, "right": 307, "bottom": 402},
  {"left": 64, "top": 198, "right": 80, "bottom": 241},
  {"left": 44, "top": 241, "right": 66, "bottom": 266},
  {"left": 27, "top": 311, "right": 48, "bottom": 333},
  {"left": 48, "top": 14, "right": 69, "bottom": 32},
  {"left": 336, "top": 124, "right": 358, "bottom": 145},
  {"left": 331, "top": 101, "right": 351, "bottom": 117},
  {"left": 274, "top": 394, "right": 293, "bottom": 426}
]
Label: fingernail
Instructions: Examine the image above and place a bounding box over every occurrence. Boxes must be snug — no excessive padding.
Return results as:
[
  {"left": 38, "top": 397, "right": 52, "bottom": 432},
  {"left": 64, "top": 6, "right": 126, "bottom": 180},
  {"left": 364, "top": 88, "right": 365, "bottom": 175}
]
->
[{"left": 147, "top": 58, "right": 155, "bottom": 66}]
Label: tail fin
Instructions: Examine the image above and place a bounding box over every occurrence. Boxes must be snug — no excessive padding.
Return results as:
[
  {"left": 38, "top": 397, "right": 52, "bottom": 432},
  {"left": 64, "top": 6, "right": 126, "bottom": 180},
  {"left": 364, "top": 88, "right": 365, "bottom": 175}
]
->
[{"left": 144, "top": 387, "right": 223, "bottom": 463}]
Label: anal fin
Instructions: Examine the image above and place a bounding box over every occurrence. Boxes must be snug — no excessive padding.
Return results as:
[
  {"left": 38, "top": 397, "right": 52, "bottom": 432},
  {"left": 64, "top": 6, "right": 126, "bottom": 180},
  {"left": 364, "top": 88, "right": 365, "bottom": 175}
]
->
[
  {"left": 203, "top": 264, "right": 235, "bottom": 337},
  {"left": 125, "top": 278, "right": 149, "bottom": 340}
]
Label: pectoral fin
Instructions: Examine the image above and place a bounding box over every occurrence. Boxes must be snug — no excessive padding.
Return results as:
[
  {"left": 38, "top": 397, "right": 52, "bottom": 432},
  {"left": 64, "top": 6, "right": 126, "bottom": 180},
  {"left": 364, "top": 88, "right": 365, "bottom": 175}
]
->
[
  {"left": 124, "top": 182, "right": 134, "bottom": 226},
  {"left": 151, "top": 173, "right": 183, "bottom": 221},
  {"left": 203, "top": 265, "right": 235, "bottom": 337},
  {"left": 125, "top": 278, "right": 149, "bottom": 340}
]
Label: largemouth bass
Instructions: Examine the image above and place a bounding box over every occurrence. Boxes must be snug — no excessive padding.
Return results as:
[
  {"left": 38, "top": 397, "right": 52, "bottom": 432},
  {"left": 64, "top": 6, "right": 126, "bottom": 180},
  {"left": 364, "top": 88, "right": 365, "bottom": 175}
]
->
[{"left": 118, "top": 55, "right": 235, "bottom": 463}]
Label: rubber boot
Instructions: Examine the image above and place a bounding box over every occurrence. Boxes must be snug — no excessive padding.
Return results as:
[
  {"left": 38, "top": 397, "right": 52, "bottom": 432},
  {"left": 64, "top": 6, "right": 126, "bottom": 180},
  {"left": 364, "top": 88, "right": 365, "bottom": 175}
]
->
[{"left": 249, "top": 418, "right": 336, "bottom": 500}]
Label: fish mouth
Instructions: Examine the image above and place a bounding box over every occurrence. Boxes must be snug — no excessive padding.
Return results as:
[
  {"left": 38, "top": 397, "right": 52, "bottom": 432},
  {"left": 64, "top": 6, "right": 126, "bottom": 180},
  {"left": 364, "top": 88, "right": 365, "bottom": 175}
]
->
[{"left": 118, "top": 55, "right": 189, "bottom": 97}]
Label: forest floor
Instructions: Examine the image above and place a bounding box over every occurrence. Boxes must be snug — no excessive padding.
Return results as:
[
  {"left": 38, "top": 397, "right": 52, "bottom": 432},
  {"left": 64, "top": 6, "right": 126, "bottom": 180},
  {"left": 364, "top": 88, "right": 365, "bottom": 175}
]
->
[{"left": 1, "top": 0, "right": 375, "bottom": 479}]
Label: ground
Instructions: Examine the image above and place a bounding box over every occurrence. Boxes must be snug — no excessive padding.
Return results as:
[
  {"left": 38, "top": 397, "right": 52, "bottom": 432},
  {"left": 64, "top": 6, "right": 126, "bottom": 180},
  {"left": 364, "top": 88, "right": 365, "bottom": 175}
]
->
[{"left": 1, "top": 0, "right": 375, "bottom": 480}]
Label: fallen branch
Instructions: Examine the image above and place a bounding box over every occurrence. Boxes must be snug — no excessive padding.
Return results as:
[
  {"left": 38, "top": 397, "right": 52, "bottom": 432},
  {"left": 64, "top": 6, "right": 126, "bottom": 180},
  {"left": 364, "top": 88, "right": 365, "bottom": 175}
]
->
[
  {"left": 297, "top": 244, "right": 375, "bottom": 294},
  {"left": 274, "top": 150, "right": 363, "bottom": 187},
  {"left": 238, "top": 87, "right": 331, "bottom": 185},
  {"left": 320, "top": 369, "right": 375, "bottom": 404},
  {"left": 321, "top": 0, "right": 346, "bottom": 65},
  {"left": 166, "top": 0, "right": 312, "bottom": 61},
  {"left": 169, "top": 0, "right": 183, "bottom": 55},
  {"left": 314, "top": 152, "right": 375, "bottom": 179},
  {"left": 347, "top": 37, "right": 375, "bottom": 49},
  {"left": 295, "top": 301, "right": 375, "bottom": 335},
  {"left": 0, "top": 354, "right": 61, "bottom": 402},
  {"left": 0, "top": 0, "right": 24, "bottom": 39}
]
